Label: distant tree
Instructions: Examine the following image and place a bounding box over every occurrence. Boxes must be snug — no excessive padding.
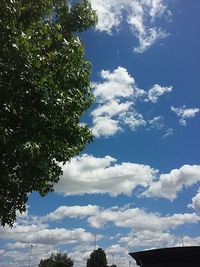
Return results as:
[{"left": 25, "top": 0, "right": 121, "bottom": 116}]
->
[
  {"left": 38, "top": 253, "right": 73, "bottom": 267},
  {"left": 0, "top": 0, "right": 97, "bottom": 226},
  {"left": 87, "top": 248, "right": 108, "bottom": 267}
]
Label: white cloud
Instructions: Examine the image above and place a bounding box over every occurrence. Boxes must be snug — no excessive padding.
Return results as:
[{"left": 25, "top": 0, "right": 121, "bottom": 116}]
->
[
  {"left": 28, "top": 228, "right": 91, "bottom": 245},
  {"left": 90, "top": 0, "right": 123, "bottom": 34},
  {"left": 68, "top": 243, "right": 128, "bottom": 267},
  {"left": 54, "top": 154, "right": 156, "bottom": 196},
  {"left": 106, "top": 244, "right": 127, "bottom": 255},
  {"left": 105, "top": 244, "right": 128, "bottom": 266},
  {"left": 91, "top": 67, "right": 172, "bottom": 137},
  {"left": 1, "top": 250, "right": 29, "bottom": 267},
  {"left": 93, "top": 67, "right": 136, "bottom": 102},
  {"left": 0, "top": 250, "right": 5, "bottom": 256},
  {"left": 68, "top": 247, "right": 94, "bottom": 267},
  {"left": 146, "top": 84, "right": 172, "bottom": 103},
  {"left": 5, "top": 242, "right": 57, "bottom": 267},
  {"left": 44, "top": 205, "right": 100, "bottom": 221},
  {"left": 123, "top": 232, "right": 199, "bottom": 252},
  {"left": 92, "top": 116, "right": 122, "bottom": 138},
  {"left": 149, "top": 116, "right": 164, "bottom": 130},
  {"left": 162, "top": 127, "right": 174, "bottom": 138},
  {"left": 6, "top": 242, "right": 30, "bottom": 250},
  {"left": 56, "top": 155, "right": 200, "bottom": 201},
  {"left": 171, "top": 106, "right": 200, "bottom": 126},
  {"left": 119, "top": 111, "right": 146, "bottom": 130},
  {"left": 0, "top": 223, "right": 92, "bottom": 245},
  {"left": 87, "top": 206, "right": 200, "bottom": 231},
  {"left": 133, "top": 27, "right": 168, "bottom": 53},
  {"left": 91, "top": 0, "right": 170, "bottom": 52},
  {"left": 119, "top": 230, "right": 175, "bottom": 248},
  {"left": 144, "top": 165, "right": 200, "bottom": 200},
  {"left": 91, "top": 67, "right": 145, "bottom": 137},
  {"left": 91, "top": 100, "right": 132, "bottom": 118},
  {"left": 174, "top": 235, "right": 200, "bottom": 247},
  {"left": 2, "top": 203, "right": 200, "bottom": 267},
  {"left": 188, "top": 189, "right": 200, "bottom": 215}
]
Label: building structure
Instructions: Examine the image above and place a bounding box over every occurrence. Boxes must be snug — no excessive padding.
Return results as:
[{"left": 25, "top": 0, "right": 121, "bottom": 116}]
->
[{"left": 129, "top": 246, "right": 200, "bottom": 266}]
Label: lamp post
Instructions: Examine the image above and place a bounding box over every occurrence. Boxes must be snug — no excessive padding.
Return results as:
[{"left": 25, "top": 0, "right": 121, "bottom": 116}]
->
[
  {"left": 112, "top": 253, "right": 115, "bottom": 265},
  {"left": 91, "top": 233, "right": 100, "bottom": 250},
  {"left": 28, "top": 244, "right": 33, "bottom": 267}
]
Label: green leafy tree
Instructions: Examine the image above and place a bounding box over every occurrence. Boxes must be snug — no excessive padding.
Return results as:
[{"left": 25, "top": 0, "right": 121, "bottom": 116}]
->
[
  {"left": 0, "top": 0, "right": 97, "bottom": 226},
  {"left": 87, "top": 248, "right": 108, "bottom": 267},
  {"left": 38, "top": 253, "right": 73, "bottom": 267}
]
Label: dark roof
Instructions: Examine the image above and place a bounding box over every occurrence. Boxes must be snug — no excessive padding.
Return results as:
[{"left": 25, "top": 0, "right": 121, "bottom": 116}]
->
[{"left": 129, "top": 246, "right": 200, "bottom": 267}]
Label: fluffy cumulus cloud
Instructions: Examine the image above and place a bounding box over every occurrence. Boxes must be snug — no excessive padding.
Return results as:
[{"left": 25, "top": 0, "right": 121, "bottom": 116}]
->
[
  {"left": 1, "top": 204, "right": 200, "bottom": 267},
  {"left": 55, "top": 154, "right": 156, "bottom": 196},
  {"left": 147, "top": 84, "right": 172, "bottom": 103},
  {"left": 106, "top": 244, "right": 127, "bottom": 255},
  {"left": 0, "top": 223, "right": 92, "bottom": 245},
  {"left": 44, "top": 205, "right": 100, "bottom": 221},
  {"left": 40, "top": 204, "right": 200, "bottom": 233},
  {"left": 87, "top": 206, "right": 200, "bottom": 230},
  {"left": 144, "top": 165, "right": 200, "bottom": 200},
  {"left": 92, "top": 115, "right": 122, "bottom": 137},
  {"left": 0, "top": 219, "right": 94, "bottom": 267},
  {"left": 188, "top": 189, "right": 200, "bottom": 215},
  {"left": 69, "top": 243, "right": 129, "bottom": 267},
  {"left": 93, "top": 67, "right": 136, "bottom": 101},
  {"left": 3, "top": 243, "right": 57, "bottom": 267},
  {"left": 92, "top": 67, "right": 144, "bottom": 137},
  {"left": 174, "top": 235, "right": 200, "bottom": 247},
  {"left": 119, "top": 111, "right": 146, "bottom": 130},
  {"left": 105, "top": 244, "right": 128, "bottom": 266},
  {"left": 91, "top": 66, "right": 172, "bottom": 137},
  {"left": 119, "top": 230, "right": 175, "bottom": 248},
  {"left": 121, "top": 230, "right": 200, "bottom": 249},
  {"left": 55, "top": 155, "right": 200, "bottom": 201},
  {"left": 68, "top": 246, "right": 94, "bottom": 267},
  {"left": 148, "top": 116, "right": 164, "bottom": 130},
  {"left": 90, "top": 0, "right": 170, "bottom": 52},
  {"left": 171, "top": 106, "right": 200, "bottom": 126}
]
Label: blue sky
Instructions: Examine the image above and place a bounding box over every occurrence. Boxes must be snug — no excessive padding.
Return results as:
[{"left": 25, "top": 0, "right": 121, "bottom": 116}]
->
[{"left": 1, "top": 1, "right": 200, "bottom": 266}]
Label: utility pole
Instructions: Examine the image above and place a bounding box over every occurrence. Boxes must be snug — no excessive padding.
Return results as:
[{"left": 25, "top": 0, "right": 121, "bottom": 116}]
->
[
  {"left": 28, "top": 244, "right": 33, "bottom": 267},
  {"left": 112, "top": 253, "right": 115, "bottom": 265},
  {"left": 181, "top": 235, "right": 184, "bottom": 247}
]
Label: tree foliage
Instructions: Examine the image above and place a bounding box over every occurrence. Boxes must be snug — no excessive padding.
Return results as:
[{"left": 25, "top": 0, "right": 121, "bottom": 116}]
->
[
  {"left": 87, "top": 248, "right": 108, "bottom": 267},
  {"left": 0, "top": 0, "right": 97, "bottom": 226},
  {"left": 38, "top": 253, "right": 73, "bottom": 267}
]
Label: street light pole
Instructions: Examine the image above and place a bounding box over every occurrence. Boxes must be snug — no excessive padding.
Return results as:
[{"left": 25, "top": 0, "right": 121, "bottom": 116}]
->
[
  {"left": 91, "top": 233, "right": 100, "bottom": 250},
  {"left": 112, "top": 253, "right": 115, "bottom": 265},
  {"left": 28, "top": 244, "right": 33, "bottom": 267}
]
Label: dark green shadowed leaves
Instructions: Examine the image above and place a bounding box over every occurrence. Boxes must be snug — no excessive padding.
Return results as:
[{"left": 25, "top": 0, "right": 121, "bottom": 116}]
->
[{"left": 0, "top": 0, "right": 97, "bottom": 226}]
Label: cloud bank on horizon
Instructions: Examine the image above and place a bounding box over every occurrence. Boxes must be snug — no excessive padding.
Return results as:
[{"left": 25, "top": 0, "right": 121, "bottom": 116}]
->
[{"left": 1, "top": 202, "right": 200, "bottom": 267}]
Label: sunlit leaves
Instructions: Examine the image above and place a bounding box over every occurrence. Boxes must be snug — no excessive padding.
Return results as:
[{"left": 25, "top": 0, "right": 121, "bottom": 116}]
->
[{"left": 0, "top": 0, "right": 97, "bottom": 226}]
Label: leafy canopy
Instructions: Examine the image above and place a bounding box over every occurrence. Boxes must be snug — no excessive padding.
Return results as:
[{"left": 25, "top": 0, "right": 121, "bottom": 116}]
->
[
  {"left": 0, "top": 0, "right": 97, "bottom": 226},
  {"left": 38, "top": 253, "right": 73, "bottom": 267},
  {"left": 87, "top": 248, "right": 108, "bottom": 267}
]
